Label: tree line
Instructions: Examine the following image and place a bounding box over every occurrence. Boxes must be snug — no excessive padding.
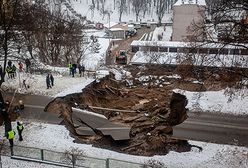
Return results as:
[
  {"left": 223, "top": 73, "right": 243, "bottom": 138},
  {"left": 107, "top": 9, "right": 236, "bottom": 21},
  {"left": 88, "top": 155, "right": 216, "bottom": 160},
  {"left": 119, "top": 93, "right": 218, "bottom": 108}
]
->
[
  {"left": 89, "top": 0, "right": 176, "bottom": 24},
  {"left": 0, "top": 0, "right": 86, "bottom": 85}
]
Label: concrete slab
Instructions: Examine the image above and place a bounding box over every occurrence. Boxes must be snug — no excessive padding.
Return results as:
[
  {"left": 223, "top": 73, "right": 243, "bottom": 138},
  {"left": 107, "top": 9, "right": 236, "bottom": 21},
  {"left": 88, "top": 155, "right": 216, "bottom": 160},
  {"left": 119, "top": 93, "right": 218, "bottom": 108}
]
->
[{"left": 72, "top": 108, "right": 130, "bottom": 140}]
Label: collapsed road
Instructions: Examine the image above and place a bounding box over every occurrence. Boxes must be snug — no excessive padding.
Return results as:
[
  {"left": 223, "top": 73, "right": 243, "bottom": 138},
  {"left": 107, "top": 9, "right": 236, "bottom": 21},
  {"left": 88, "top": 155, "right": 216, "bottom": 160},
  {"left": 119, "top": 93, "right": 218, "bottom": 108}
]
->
[
  {"left": 7, "top": 93, "right": 248, "bottom": 147},
  {"left": 3, "top": 64, "right": 248, "bottom": 156}
]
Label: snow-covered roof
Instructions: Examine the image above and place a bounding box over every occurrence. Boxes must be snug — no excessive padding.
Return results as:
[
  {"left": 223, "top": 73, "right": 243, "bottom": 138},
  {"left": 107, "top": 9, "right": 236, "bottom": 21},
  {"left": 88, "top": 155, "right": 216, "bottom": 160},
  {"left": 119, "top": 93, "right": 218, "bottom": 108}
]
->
[
  {"left": 174, "top": 0, "right": 206, "bottom": 6},
  {"left": 109, "top": 28, "right": 125, "bottom": 31},
  {"left": 130, "top": 51, "right": 248, "bottom": 68},
  {"left": 131, "top": 41, "right": 248, "bottom": 49}
]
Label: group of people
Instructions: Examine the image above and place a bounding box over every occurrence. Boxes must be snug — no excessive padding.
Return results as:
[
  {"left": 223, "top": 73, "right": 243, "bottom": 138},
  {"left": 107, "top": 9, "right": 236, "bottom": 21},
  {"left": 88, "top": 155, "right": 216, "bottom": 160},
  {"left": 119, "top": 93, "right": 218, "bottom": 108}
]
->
[
  {"left": 6, "top": 122, "right": 24, "bottom": 147},
  {"left": 5, "top": 60, "right": 17, "bottom": 79},
  {"left": 68, "top": 62, "right": 85, "bottom": 77},
  {"left": 1, "top": 98, "right": 25, "bottom": 155},
  {"left": 0, "top": 58, "right": 32, "bottom": 80},
  {"left": 46, "top": 73, "right": 54, "bottom": 89}
]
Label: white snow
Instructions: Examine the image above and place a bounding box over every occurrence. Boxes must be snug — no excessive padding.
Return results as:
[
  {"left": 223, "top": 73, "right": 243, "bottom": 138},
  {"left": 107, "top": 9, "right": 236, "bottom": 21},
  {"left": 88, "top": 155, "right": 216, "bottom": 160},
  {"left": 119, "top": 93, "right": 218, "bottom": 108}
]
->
[
  {"left": 174, "top": 0, "right": 206, "bottom": 6},
  {"left": 0, "top": 121, "right": 247, "bottom": 168},
  {"left": 152, "top": 26, "right": 172, "bottom": 41},
  {"left": 174, "top": 88, "right": 248, "bottom": 115},
  {"left": 130, "top": 51, "right": 248, "bottom": 68},
  {"left": 2, "top": 71, "right": 95, "bottom": 98}
]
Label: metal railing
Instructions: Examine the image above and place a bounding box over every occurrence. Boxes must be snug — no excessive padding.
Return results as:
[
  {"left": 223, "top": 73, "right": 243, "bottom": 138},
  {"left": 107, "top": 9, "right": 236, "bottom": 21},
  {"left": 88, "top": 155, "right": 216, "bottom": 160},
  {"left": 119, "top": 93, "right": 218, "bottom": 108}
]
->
[{"left": 0, "top": 145, "right": 157, "bottom": 168}]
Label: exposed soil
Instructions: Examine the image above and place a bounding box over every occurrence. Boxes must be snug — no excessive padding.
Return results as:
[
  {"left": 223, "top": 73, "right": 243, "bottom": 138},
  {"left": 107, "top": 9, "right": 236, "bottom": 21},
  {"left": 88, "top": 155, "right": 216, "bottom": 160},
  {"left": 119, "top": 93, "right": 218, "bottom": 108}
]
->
[{"left": 45, "top": 64, "right": 247, "bottom": 156}]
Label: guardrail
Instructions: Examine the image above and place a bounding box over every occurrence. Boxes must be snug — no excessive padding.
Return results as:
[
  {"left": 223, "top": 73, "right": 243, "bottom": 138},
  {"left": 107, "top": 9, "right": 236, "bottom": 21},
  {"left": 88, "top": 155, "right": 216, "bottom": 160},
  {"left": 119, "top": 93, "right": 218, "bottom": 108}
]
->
[{"left": 0, "top": 145, "right": 156, "bottom": 168}]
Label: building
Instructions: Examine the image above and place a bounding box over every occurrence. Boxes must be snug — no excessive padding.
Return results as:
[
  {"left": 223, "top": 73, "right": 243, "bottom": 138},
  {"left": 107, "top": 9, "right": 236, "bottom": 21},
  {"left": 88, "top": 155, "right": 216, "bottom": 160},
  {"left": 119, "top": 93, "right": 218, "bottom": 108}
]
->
[
  {"left": 108, "top": 23, "right": 128, "bottom": 39},
  {"left": 172, "top": 0, "right": 206, "bottom": 41}
]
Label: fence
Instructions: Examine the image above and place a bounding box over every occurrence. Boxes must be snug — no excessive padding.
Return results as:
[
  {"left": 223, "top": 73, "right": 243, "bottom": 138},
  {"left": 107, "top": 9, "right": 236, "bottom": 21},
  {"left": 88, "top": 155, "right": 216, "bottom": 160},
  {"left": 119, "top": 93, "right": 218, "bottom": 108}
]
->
[{"left": 0, "top": 145, "right": 157, "bottom": 168}]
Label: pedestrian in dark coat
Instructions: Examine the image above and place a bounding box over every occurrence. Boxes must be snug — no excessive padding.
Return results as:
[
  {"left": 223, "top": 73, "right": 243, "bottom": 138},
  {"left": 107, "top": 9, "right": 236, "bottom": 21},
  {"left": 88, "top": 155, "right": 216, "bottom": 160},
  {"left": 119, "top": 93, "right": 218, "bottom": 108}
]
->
[
  {"left": 46, "top": 74, "right": 51, "bottom": 89},
  {"left": 17, "top": 121, "right": 24, "bottom": 141},
  {"left": 7, "top": 60, "right": 12, "bottom": 67},
  {"left": 50, "top": 73, "right": 54, "bottom": 86},
  {"left": 72, "top": 63, "right": 77, "bottom": 74},
  {"left": 81, "top": 65, "right": 85, "bottom": 77},
  {"left": 25, "top": 58, "right": 31, "bottom": 73},
  {"left": 78, "top": 64, "right": 82, "bottom": 77}
]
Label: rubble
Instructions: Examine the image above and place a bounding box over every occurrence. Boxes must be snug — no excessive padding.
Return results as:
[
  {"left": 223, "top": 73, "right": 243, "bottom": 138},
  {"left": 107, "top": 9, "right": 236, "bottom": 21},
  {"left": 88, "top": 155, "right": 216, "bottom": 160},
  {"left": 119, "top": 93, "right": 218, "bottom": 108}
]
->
[{"left": 46, "top": 65, "right": 190, "bottom": 156}]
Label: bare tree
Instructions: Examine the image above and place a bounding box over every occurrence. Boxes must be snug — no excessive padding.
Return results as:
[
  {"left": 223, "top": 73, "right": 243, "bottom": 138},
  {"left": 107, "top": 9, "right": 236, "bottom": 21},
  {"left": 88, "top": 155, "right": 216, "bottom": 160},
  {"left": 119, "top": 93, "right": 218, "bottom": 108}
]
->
[
  {"left": 156, "top": 0, "right": 167, "bottom": 26},
  {"left": 132, "top": 0, "right": 143, "bottom": 22},
  {"left": 175, "top": 0, "right": 248, "bottom": 89},
  {"left": 117, "top": 0, "right": 127, "bottom": 22}
]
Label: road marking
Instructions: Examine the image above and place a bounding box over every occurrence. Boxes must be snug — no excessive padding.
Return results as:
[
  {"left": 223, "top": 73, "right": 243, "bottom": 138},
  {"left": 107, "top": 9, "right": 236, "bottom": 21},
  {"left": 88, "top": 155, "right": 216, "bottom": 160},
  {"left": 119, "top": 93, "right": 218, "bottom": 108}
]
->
[
  {"left": 25, "top": 104, "right": 45, "bottom": 109},
  {"left": 179, "top": 120, "right": 248, "bottom": 131},
  {"left": 97, "top": 127, "right": 130, "bottom": 130}
]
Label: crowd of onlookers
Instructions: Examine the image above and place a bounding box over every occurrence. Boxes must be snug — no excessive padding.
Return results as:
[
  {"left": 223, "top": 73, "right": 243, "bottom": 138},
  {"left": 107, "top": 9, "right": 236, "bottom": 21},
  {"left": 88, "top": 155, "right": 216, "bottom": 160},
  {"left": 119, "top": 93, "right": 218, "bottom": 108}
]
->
[
  {"left": 0, "top": 59, "right": 89, "bottom": 90},
  {"left": 68, "top": 62, "right": 85, "bottom": 77},
  {"left": 0, "top": 59, "right": 31, "bottom": 80}
]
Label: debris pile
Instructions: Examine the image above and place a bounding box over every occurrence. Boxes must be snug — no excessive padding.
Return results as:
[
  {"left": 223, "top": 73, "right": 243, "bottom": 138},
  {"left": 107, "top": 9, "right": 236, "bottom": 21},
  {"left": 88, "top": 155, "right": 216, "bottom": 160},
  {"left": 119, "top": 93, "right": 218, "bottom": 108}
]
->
[{"left": 46, "top": 67, "right": 189, "bottom": 156}]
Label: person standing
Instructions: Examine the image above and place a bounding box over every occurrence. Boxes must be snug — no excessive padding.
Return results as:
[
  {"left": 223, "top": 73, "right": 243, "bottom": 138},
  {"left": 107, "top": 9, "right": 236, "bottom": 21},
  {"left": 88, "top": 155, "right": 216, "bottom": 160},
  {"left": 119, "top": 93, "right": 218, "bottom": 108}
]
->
[
  {"left": 46, "top": 74, "right": 51, "bottom": 89},
  {"left": 7, "top": 60, "right": 12, "bottom": 67},
  {"left": 68, "top": 62, "right": 73, "bottom": 75},
  {"left": 6, "top": 65, "right": 12, "bottom": 78},
  {"left": 78, "top": 64, "right": 82, "bottom": 77},
  {"left": 25, "top": 58, "right": 31, "bottom": 73},
  {"left": 6, "top": 129, "right": 16, "bottom": 147},
  {"left": 18, "top": 62, "right": 23, "bottom": 72},
  {"left": 17, "top": 122, "right": 24, "bottom": 141},
  {"left": 81, "top": 64, "right": 85, "bottom": 77},
  {"left": 50, "top": 73, "right": 54, "bottom": 86},
  {"left": 11, "top": 64, "right": 17, "bottom": 78},
  {"left": 72, "top": 63, "right": 77, "bottom": 74}
]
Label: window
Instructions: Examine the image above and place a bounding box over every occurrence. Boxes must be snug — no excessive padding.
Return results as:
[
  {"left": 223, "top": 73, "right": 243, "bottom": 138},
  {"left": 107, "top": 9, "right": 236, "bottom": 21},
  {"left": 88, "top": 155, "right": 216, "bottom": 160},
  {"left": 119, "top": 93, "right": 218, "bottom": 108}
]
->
[
  {"left": 199, "top": 48, "right": 208, "bottom": 54},
  {"left": 209, "top": 49, "right": 219, "bottom": 54},
  {"left": 188, "top": 48, "right": 197, "bottom": 54},
  {"left": 159, "top": 47, "right": 168, "bottom": 52},
  {"left": 241, "top": 49, "right": 248, "bottom": 55},
  {"left": 150, "top": 46, "right": 158, "bottom": 52},
  {"left": 132, "top": 46, "right": 139, "bottom": 52},
  {"left": 219, "top": 48, "right": 228, "bottom": 55},
  {"left": 230, "top": 49, "right": 240, "bottom": 55},
  {"left": 177, "top": 48, "right": 189, "bottom": 53},
  {"left": 169, "top": 47, "right": 177, "bottom": 52}
]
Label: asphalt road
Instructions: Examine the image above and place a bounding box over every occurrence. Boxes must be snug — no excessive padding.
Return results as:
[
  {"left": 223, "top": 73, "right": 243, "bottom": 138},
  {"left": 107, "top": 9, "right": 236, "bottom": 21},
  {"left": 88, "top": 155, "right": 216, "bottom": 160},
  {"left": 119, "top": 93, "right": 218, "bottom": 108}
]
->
[
  {"left": 5, "top": 93, "right": 248, "bottom": 147},
  {"left": 4, "top": 93, "right": 61, "bottom": 124},
  {"left": 173, "top": 111, "right": 248, "bottom": 147}
]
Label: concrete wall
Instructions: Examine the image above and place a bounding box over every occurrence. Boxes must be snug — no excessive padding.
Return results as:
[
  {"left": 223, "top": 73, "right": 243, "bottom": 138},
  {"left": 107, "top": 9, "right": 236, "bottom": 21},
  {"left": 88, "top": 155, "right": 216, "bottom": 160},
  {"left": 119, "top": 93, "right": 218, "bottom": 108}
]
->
[{"left": 172, "top": 5, "right": 205, "bottom": 41}]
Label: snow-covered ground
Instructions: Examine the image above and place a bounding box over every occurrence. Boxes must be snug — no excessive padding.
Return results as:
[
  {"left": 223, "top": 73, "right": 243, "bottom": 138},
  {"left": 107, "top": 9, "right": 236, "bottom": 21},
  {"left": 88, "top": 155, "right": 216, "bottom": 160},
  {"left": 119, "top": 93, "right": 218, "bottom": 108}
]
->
[
  {"left": 0, "top": 67, "right": 247, "bottom": 167},
  {"left": 0, "top": 122, "right": 248, "bottom": 168},
  {"left": 174, "top": 88, "right": 248, "bottom": 115}
]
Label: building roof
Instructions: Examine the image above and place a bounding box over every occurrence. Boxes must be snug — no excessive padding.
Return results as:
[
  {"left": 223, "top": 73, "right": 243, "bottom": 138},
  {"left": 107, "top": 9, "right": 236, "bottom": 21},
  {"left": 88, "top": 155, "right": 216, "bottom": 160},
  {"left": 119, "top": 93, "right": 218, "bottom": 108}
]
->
[
  {"left": 174, "top": 0, "right": 206, "bottom": 6},
  {"left": 110, "top": 23, "right": 128, "bottom": 30},
  {"left": 131, "top": 40, "right": 248, "bottom": 49},
  {"left": 109, "top": 28, "right": 125, "bottom": 31}
]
